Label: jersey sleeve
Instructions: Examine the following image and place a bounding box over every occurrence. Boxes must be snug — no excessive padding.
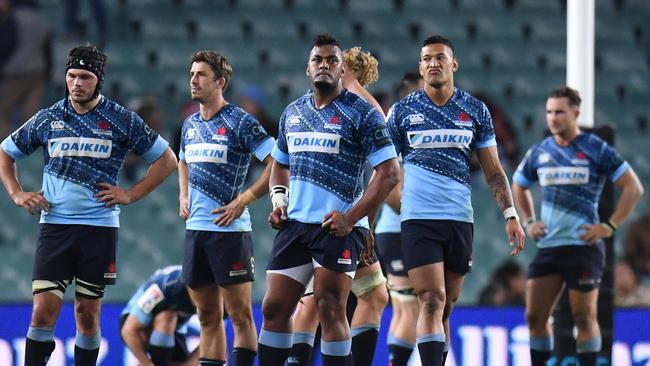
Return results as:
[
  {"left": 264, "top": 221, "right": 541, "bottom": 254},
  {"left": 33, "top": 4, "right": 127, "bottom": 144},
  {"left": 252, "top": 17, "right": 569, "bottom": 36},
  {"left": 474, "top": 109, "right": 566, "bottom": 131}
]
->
[
  {"left": 361, "top": 107, "right": 397, "bottom": 167},
  {"left": 512, "top": 147, "right": 538, "bottom": 188},
  {"left": 239, "top": 114, "right": 275, "bottom": 162},
  {"left": 386, "top": 105, "right": 403, "bottom": 157},
  {"left": 131, "top": 282, "right": 166, "bottom": 326},
  {"left": 127, "top": 112, "right": 169, "bottom": 164},
  {"left": 271, "top": 110, "right": 289, "bottom": 165},
  {"left": 598, "top": 142, "right": 628, "bottom": 182},
  {"left": 1, "top": 111, "right": 48, "bottom": 160},
  {"left": 474, "top": 102, "right": 497, "bottom": 149}
]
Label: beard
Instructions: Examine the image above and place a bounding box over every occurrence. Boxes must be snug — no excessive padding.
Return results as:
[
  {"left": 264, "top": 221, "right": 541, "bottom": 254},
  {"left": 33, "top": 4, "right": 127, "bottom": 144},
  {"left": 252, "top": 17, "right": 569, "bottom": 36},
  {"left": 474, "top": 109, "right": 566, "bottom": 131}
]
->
[{"left": 313, "top": 79, "right": 336, "bottom": 92}]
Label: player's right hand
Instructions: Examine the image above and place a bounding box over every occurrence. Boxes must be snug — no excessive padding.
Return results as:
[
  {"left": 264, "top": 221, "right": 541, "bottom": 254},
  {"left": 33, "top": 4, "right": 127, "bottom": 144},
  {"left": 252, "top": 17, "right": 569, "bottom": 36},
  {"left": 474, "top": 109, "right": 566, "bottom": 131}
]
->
[
  {"left": 179, "top": 195, "right": 190, "bottom": 220},
  {"left": 268, "top": 205, "right": 288, "bottom": 230},
  {"left": 526, "top": 221, "right": 547, "bottom": 240},
  {"left": 12, "top": 191, "right": 50, "bottom": 215}
]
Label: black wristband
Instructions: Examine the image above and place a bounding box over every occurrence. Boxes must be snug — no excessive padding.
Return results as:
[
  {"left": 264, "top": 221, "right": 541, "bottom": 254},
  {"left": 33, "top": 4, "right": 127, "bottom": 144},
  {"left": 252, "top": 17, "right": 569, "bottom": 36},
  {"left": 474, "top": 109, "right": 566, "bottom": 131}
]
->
[{"left": 604, "top": 220, "right": 617, "bottom": 233}]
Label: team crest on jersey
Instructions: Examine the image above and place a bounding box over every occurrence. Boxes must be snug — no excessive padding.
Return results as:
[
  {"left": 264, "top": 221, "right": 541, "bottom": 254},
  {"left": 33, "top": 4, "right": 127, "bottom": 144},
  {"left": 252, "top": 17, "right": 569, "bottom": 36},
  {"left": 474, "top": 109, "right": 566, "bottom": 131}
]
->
[
  {"left": 538, "top": 167, "right": 589, "bottom": 186},
  {"left": 408, "top": 129, "right": 473, "bottom": 149},
  {"left": 571, "top": 151, "right": 590, "bottom": 165},
  {"left": 211, "top": 125, "right": 228, "bottom": 142},
  {"left": 185, "top": 143, "right": 228, "bottom": 164},
  {"left": 50, "top": 120, "right": 65, "bottom": 130},
  {"left": 325, "top": 115, "right": 342, "bottom": 130},
  {"left": 453, "top": 111, "right": 473, "bottom": 127},
  {"left": 287, "top": 132, "right": 340, "bottom": 154},
  {"left": 287, "top": 115, "right": 302, "bottom": 126},
  {"left": 91, "top": 120, "right": 112, "bottom": 136},
  {"left": 48, "top": 137, "right": 112, "bottom": 158},
  {"left": 407, "top": 113, "right": 425, "bottom": 125}
]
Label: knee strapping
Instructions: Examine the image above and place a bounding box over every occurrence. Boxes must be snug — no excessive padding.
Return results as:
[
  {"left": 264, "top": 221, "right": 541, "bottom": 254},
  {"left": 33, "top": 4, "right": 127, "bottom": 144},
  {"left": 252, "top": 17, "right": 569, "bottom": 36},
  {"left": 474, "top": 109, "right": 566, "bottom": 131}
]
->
[
  {"left": 75, "top": 278, "right": 105, "bottom": 299},
  {"left": 352, "top": 270, "right": 387, "bottom": 297},
  {"left": 388, "top": 283, "right": 417, "bottom": 302},
  {"left": 33, "top": 280, "right": 70, "bottom": 299}
]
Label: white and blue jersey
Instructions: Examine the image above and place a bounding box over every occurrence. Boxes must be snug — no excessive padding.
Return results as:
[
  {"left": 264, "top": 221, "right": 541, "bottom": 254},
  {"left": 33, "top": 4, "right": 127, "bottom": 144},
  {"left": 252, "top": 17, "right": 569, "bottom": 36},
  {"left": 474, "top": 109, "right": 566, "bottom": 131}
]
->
[
  {"left": 387, "top": 88, "right": 497, "bottom": 223},
  {"left": 271, "top": 90, "right": 396, "bottom": 228},
  {"left": 121, "top": 265, "right": 195, "bottom": 332},
  {"left": 513, "top": 133, "right": 629, "bottom": 248},
  {"left": 374, "top": 204, "right": 400, "bottom": 234},
  {"left": 179, "top": 105, "right": 274, "bottom": 232},
  {"left": 0, "top": 96, "right": 168, "bottom": 227}
]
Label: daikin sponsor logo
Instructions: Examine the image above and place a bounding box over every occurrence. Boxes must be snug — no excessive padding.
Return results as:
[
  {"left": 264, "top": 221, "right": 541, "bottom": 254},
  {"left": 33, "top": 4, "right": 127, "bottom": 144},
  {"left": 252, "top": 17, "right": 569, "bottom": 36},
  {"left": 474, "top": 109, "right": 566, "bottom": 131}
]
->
[
  {"left": 408, "top": 129, "right": 473, "bottom": 148},
  {"left": 48, "top": 137, "right": 112, "bottom": 158},
  {"left": 287, "top": 132, "right": 340, "bottom": 154},
  {"left": 538, "top": 167, "right": 589, "bottom": 186},
  {"left": 185, "top": 143, "right": 228, "bottom": 164}
]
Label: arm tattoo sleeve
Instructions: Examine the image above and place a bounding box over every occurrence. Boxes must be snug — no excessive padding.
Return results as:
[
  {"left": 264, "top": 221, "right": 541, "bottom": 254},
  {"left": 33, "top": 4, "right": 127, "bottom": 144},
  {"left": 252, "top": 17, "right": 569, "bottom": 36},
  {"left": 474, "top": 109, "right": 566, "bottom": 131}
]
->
[{"left": 486, "top": 171, "right": 514, "bottom": 211}]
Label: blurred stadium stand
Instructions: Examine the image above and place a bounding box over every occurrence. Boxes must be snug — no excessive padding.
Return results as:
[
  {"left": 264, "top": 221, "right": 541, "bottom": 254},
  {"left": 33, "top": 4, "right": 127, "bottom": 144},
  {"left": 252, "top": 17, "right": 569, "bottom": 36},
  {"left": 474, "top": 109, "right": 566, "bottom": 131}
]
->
[{"left": 0, "top": 0, "right": 648, "bottom": 304}]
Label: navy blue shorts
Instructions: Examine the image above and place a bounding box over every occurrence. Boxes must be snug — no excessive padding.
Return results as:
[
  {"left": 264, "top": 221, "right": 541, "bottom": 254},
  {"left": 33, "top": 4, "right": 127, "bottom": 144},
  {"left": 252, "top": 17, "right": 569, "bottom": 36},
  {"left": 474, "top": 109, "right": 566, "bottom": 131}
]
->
[
  {"left": 375, "top": 232, "right": 407, "bottom": 276},
  {"left": 528, "top": 244, "right": 605, "bottom": 292},
  {"left": 182, "top": 230, "right": 254, "bottom": 287},
  {"left": 33, "top": 224, "right": 118, "bottom": 286},
  {"left": 401, "top": 219, "right": 473, "bottom": 274},
  {"left": 267, "top": 221, "right": 368, "bottom": 274}
]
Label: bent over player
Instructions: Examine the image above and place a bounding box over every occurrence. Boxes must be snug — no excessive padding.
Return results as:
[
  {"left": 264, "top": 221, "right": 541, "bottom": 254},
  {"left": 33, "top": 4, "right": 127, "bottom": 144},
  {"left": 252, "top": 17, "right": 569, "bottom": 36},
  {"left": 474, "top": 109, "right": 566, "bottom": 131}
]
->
[
  {"left": 258, "top": 34, "right": 400, "bottom": 366},
  {"left": 120, "top": 265, "right": 198, "bottom": 366},
  {"left": 512, "top": 86, "right": 644, "bottom": 366},
  {"left": 0, "top": 45, "right": 177, "bottom": 366}
]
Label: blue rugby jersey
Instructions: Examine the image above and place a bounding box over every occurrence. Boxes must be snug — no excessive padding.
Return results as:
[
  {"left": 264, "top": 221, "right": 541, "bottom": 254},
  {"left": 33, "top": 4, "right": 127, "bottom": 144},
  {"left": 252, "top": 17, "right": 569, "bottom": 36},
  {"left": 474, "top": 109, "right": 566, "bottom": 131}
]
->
[
  {"left": 121, "top": 265, "right": 195, "bottom": 332},
  {"left": 271, "top": 90, "right": 396, "bottom": 228},
  {"left": 513, "top": 132, "right": 629, "bottom": 248},
  {"left": 387, "top": 88, "right": 497, "bottom": 223},
  {"left": 0, "top": 97, "right": 168, "bottom": 227},
  {"left": 374, "top": 204, "right": 401, "bottom": 234},
  {"left": 179, "top": 105, "right": 274, "bottom": 232}
]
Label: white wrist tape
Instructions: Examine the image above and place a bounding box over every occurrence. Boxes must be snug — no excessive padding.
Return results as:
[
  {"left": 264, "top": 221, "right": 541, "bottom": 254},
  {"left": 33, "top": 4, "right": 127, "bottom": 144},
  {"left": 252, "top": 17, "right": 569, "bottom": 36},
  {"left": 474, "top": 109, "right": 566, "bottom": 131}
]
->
[
  {"left": 270, "top": 185, "right": 289, "bottom": 209},
  {"left": 503, "top": 207, "right": 519, "bottom": 221}
]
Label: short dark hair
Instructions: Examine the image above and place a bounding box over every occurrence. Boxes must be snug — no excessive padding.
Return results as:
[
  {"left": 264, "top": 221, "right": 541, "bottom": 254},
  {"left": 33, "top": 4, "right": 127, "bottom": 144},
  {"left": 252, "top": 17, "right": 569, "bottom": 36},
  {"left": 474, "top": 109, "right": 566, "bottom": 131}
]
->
[
  {"left": 191, "top": 50, "right": 232, "bottom": 91},
  {"left": 422, "top": 35, "right": 454, "bottom": 54},
  {"left": 313, "top": 33, "right": 340, "bottom": 48},
  {"left": 549, "top": 86, "right": 581, "bottom": 107}
]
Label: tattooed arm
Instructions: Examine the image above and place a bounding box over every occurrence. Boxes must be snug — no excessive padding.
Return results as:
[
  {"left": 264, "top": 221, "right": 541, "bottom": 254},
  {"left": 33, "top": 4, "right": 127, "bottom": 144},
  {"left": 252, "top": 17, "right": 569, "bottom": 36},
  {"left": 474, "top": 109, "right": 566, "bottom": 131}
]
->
[{"left": 476, "top": 146, "right": 526, "bottom": 255}]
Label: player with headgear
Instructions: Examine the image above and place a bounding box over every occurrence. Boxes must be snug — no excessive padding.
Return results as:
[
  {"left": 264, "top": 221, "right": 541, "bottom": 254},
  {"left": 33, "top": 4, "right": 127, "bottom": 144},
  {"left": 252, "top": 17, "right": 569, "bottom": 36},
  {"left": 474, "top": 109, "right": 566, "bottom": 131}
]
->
[{"left": 0, "top": 45, "right": 177, "bottom": 365}]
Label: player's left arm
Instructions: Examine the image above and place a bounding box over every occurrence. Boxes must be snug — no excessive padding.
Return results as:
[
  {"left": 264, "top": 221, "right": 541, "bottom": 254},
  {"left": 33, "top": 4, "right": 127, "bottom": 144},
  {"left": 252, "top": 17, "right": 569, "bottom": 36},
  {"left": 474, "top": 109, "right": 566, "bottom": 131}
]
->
[
  {"left": 96, "top": 147, "right": 178, "bottom": 207},
  {"left": 121, "top": 315, "right": 155, "bottom": 366},
  {"left": 476, "top": 146, "right": 525, "bottom": 255},
  {"left": 213, "top": 154, "right": 273, "bottom": 226},
  {"left": 581, "top": 168, "right": 644, "bottom": 243}
]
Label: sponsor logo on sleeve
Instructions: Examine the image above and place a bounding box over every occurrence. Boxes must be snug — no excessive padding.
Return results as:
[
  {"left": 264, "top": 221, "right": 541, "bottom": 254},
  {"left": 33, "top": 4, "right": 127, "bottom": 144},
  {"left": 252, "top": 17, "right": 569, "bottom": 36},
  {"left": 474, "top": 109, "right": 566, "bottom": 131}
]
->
[
  {"left": 184, "top": 143, "right": 228, "bottom": 164},
  {"left": 407, "top": 129, "right": 473, "bottom": 149},
  {"left": 137, "top": 283, "right": 165, "bottom": 314},
  {"left": 538, "top": 166, "right": 589, "bottom": 186},
  {"left": 287, "top": 132, "right": 340, "bottom": 154},
  {"left": 48, "top": 137, "right": 112, "bottom": 158}
]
